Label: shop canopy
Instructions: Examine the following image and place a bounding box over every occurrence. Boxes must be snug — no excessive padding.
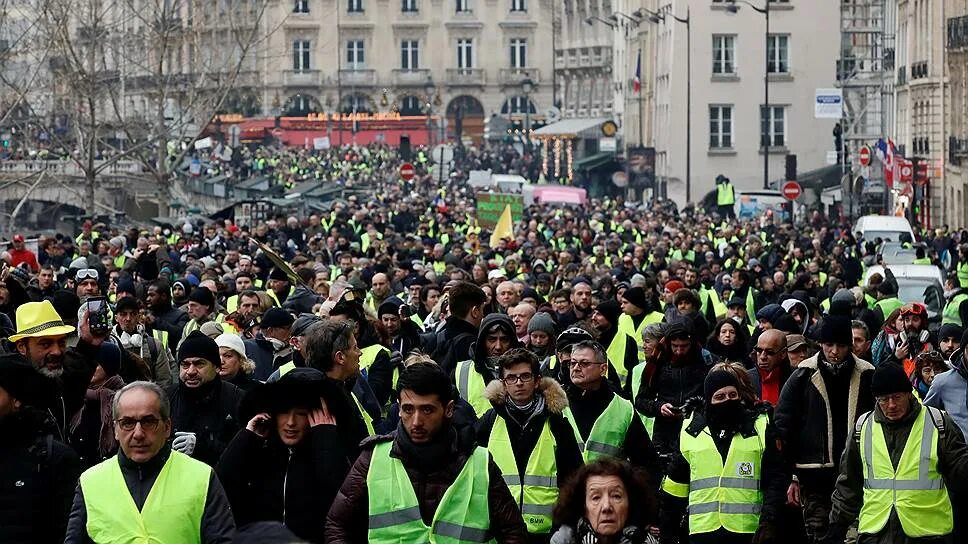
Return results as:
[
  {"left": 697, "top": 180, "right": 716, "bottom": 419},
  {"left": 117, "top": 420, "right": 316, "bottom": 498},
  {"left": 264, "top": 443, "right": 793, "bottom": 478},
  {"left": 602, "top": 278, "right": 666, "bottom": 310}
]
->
[{"left": 533, "top": 118, "right": 609, "bottom": 139}]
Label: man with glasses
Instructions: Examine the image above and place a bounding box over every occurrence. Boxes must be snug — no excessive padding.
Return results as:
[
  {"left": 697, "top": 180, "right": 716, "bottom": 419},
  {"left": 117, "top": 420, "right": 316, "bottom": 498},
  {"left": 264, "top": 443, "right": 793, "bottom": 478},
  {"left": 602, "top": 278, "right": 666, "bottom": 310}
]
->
[
  {"left": 747, "top": 329, "right": 791, "bottom": 406},
  {"left": 475, "top": 348, "right": 582, "bottom": 537},
  {"left": 775, "top": 316, "right": 874, "bottom": 544},
  {"left": 826, "top": 363, "right": 968, "bottom": 544},
  {"left": 65, "top": 381, "right": 235, "bottom": 543},
  {"left": 563, "top": 340, "right": 659, "bottom": 475}
]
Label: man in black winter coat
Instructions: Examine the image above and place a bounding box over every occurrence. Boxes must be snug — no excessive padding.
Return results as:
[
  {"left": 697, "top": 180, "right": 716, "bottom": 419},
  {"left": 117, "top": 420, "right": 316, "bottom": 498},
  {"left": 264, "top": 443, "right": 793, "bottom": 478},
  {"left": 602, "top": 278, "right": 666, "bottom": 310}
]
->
[
  {"left": 167, "top": 332, "right": 244, "bottom": 466},
  {"left": 0, "top": 354, "right": 80, "bottom": 544},
  {"left": 427, "top": 281, "right": 486, "bottom": 375},
  {"left": 145, "top": 279, "right": 190, "bottom": 349}
]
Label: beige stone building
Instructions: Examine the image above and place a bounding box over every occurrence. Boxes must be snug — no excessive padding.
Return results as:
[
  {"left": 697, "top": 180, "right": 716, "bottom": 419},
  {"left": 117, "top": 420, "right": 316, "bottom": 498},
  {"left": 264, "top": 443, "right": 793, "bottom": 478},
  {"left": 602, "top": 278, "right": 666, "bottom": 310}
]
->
[{"left": 943, "top": 0, "right": 968, "bottom": 227}]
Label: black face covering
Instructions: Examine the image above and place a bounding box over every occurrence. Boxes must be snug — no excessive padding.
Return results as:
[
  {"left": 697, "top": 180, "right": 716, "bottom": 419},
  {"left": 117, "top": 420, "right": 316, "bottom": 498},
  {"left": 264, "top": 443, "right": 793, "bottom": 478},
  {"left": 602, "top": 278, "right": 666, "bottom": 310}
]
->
[{"left": 706, "top": 399, "right": 743, "bottom": 428}]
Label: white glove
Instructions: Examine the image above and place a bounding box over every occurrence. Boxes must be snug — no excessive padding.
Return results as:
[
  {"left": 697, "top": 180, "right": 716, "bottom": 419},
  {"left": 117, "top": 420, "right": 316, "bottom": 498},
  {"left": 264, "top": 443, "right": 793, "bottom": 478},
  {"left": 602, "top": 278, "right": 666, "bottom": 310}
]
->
[{"left": 172, "top": 431, "right": 197, "bottom": 455}]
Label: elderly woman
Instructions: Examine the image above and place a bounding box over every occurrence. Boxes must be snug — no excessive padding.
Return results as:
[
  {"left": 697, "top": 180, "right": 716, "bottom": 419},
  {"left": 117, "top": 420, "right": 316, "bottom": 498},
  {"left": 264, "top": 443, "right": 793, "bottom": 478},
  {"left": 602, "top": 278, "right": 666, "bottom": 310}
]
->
[
  {"left": 550, "top": 457, "right": 657, "bottom": 544},
  {"left": 216, "top": 333, "right": 259, "bottom": 391}
]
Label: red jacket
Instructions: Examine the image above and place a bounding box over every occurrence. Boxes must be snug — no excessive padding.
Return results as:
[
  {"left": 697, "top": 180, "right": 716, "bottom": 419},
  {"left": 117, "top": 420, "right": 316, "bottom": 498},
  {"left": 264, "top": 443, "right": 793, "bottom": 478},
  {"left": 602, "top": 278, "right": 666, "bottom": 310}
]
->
[{"left": 9, "top": 248, "right": 39, "bottom": 271}]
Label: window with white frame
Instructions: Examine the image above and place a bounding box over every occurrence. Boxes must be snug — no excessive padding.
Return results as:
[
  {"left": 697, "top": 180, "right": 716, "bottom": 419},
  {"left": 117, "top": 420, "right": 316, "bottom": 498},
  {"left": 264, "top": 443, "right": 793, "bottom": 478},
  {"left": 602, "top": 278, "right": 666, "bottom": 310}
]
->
[
  {"left": 712, "top": 35, "right": 735, "bottom": 75},
  {"left": 760, "top": 105, "right": 786, "bottom": 147},
  {"left": 709, "top": 105, "right": 733, "bottom": 148},
  {"left": 292, "top": 40, "right": 311, "bottom": 71},
  {"left": 293, "top": 0, "right": 309, "bottom": 13},
  {"left": 456, "top": 0, "right": 472, "bottom": 12},
  {"left": 346, "top": 40, "right": 365, "bottom": 69},
  {"left": 348, "top": 0, "right": 363, "bottom": 12},
  {"left": 457, "top": 39, "right": 473, "bottom": 70},
  {"left": 767, "top": 35, "right": 789, "bottom": 73},
  {"left": 510, "top": 0, "right": 526, "bottom": 12},
  {"left": 401, "top": 40, "right": 419, "bottom": 70},
  {"left": 510, "top": 38, "right": 527, "bottom": 69},
  {"left": 402, "top": 0, "right": 417, "bottom": 12}
]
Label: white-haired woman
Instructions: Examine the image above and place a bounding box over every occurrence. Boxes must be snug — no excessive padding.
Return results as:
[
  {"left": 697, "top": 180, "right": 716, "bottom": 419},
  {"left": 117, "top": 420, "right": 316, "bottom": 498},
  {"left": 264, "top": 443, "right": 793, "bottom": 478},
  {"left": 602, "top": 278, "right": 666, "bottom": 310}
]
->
[{"left": 216, "top": 333, "right": 259, "bottom": 391}]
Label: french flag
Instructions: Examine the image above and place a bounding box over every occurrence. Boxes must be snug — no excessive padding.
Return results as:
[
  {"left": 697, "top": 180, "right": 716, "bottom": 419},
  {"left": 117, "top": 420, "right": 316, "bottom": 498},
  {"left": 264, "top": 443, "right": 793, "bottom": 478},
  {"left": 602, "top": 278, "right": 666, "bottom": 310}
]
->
[
  {"left": 874, "top": 138, "right": 896, "bottom": 188},
  {"left": 633, "top": 49, "right": 641, "bottom": 93}
]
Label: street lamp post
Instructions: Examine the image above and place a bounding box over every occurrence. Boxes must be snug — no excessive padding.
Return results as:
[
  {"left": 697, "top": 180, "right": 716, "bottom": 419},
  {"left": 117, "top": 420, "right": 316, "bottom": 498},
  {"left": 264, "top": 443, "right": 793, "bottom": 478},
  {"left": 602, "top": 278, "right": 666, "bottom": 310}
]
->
[
  {"left": 424, "top": 76, "right": 435, "bottom": 148},
  {"left": 727, "top": 0, "right": 770, "bottom": 190},
  {"left": 521, "top": 74, "right": 534, "bottom": 152}
]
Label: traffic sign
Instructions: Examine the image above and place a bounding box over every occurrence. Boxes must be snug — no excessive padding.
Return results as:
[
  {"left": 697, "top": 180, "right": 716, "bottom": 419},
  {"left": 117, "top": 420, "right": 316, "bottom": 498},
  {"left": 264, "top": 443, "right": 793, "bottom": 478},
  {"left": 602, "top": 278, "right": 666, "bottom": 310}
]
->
[
  {"left": 432, "top": 144, "right": 454, "bottom": 165},
  {"left": 899, "top": 160, "right": 913, "bottom": 183},
  {"left": 782, "top": 181, "right": 802, "bottom": 201},
  {"left": 858, "top": 145, "right": 871, "bottom": 166},
  {"left": 399, "top": 162, "right": 416, "bottom": 181}
]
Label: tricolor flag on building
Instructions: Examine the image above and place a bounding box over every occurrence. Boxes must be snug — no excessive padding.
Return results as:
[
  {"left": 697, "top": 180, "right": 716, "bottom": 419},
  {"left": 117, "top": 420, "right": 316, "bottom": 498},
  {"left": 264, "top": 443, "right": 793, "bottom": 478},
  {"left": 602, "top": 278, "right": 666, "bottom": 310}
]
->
[
  {"left": 633, "top": 49, "right": 641, "bottom": 93},
  {"left": 874, "top": 138, "right": 896, "bottom": 188}
]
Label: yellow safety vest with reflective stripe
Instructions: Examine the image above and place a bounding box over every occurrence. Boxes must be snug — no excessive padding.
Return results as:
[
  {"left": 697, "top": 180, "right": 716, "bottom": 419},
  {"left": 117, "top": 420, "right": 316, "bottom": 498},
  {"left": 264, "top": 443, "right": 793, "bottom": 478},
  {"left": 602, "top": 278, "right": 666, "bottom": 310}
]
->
[
  {"left": 700, "top": 287, "right": 727, "bottom": 320},
  {"left": 717, "top": 183, "right": 735, "bottom": 206},
  {"left": 80, "top": 451, "right": 209, "bottom": 544},
  {"left": 487, "top": 416, "right": 557, "bottom": 534},
  {"left": 152, "top": 329, "right": 169, "bottom": 351},
  {"left": 360, "top": 344, "right": 390, "bottom": 373},
  {"left": 267, "top": 286, "right": 294, "bottom": 308},
  {"left": 366, "top": 441, "right": 494, "bottom": 544},
  {"left": 226, "top": 294, "right": 239, "bottom": 314},
  {"left": 661, "top": 413, "right": 768, "bottom": 535},
  {"left": 857, "top": 406, "right": 952, "bottom": 537},
  {"left": 942, "top": 293, "right": 968, "bottom": 326},
  {"left": 605, "top": 331, "right": 632, "bottom": 388},
  {"left": 618, "top": 312, "right": 664, "bottom": 362},
  {"left": 959, "top": 262, "right": 968, "bottom": 288},
  {"left": 629, "top": 363, "right": 655, "bottom": 435},
  {"left": 455, "top": 360, "right": 491, "bottom": 417},
  {"left": 874, "top": 297, "right": 903, "bottom": 321},
  {"left": 352, "top": 391, "right": 375, "bottom": 436},
  {"left": 563, "top": 394, "right": 634, "bottom": 462}
]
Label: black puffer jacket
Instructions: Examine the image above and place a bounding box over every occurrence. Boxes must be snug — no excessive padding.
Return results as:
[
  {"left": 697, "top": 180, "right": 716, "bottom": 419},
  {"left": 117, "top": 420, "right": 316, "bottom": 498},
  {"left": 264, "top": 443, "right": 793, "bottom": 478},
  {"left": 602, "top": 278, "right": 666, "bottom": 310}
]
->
[
  {"left": 216, "top": 425, "right": 350, "bottom": 543},
  {"left": 0, "top": 409, "right": 80, "bottom": 544},
  {"left": 167, "top": 378, "right": 245, "bottom": 466}
]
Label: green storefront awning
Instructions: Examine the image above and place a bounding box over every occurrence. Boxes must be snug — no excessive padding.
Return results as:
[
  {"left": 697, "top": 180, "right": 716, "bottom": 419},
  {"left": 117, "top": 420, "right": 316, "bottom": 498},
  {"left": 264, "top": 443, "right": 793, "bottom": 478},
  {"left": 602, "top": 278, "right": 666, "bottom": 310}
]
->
[{"left": 574, "top": 152, "right": 615, "bottom": 171}]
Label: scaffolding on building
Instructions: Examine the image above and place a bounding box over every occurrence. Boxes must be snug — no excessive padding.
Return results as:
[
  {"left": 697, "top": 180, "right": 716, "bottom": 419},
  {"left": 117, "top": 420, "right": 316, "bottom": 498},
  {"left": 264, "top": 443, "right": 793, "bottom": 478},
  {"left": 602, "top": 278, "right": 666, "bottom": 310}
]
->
[{"left": 836, "top": 0, "right": 895, "bottom": 218}]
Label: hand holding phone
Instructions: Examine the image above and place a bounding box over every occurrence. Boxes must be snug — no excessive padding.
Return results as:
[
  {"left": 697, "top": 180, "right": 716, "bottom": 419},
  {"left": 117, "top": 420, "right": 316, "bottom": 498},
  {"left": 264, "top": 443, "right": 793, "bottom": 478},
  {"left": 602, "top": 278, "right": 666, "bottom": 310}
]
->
[{"left": 86, "top": 298, "right": 111, "bottom": 336}]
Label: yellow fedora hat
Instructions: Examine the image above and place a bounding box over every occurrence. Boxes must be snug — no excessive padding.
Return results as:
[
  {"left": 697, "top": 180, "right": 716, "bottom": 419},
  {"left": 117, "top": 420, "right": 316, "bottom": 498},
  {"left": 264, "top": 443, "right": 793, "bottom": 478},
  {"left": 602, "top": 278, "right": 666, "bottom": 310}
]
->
[{"left": 9, "top": 301, "right": 77, "bottom": 343}]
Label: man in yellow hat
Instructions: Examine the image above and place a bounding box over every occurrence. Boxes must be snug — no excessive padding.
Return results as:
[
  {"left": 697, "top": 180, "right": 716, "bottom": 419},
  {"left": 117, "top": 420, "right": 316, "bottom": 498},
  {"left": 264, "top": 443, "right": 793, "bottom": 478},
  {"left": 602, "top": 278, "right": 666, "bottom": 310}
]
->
[{"left": 10, "top": 300, "right": 106, "bottom": 440}]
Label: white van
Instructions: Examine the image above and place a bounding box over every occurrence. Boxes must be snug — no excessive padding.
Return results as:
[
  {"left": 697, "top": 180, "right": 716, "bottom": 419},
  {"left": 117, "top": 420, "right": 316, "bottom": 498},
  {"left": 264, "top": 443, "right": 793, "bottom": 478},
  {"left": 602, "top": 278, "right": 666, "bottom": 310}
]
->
[{"left": 853, "top": 215, "right": 916, "bottom": 243}]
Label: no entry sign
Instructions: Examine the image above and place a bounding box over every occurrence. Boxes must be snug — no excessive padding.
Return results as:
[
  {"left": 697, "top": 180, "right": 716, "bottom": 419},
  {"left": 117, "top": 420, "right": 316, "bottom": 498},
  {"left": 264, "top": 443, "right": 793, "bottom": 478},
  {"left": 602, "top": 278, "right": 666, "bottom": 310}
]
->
[
  {"left": 782, "top": 181, "right": 802, "bottom": 201},
  {"left": 858, "top": 145, "right": 871, "bottom": 166},
  {"left": 399, "top": 162, "right": 416, "bottom": 181}
]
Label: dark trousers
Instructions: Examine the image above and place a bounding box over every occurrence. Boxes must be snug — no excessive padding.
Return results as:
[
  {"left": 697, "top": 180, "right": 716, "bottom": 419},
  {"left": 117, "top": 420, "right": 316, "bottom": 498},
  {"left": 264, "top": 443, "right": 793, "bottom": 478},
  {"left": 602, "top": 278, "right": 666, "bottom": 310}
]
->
[{"left": 799, "top": 470, "right": 838, "bottom": 544}]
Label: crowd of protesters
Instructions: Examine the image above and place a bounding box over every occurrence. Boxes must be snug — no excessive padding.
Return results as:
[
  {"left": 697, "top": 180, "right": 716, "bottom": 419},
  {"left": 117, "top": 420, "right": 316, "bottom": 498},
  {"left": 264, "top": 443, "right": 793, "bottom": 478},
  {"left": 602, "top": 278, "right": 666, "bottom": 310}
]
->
[{"left": 3, "top": 139, "right": 968, "bottom": 543}]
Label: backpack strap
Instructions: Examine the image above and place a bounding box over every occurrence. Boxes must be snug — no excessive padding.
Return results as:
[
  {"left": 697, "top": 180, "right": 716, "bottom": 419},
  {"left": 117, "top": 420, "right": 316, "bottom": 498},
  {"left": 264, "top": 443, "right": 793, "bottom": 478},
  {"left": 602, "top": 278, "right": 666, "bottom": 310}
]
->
[
  {"left": 854, "top": 411, "right": 874, "bottom": 444},
  {"left": 924, "top": 405, "right": 946, "bottom": 437}
]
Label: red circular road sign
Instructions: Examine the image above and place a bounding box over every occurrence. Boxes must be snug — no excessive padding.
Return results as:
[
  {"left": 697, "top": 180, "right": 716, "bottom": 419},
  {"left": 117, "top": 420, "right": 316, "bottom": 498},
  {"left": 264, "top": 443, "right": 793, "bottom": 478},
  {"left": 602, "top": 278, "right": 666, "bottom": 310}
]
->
[
  {"left": 782, "top": 181, "right": 802, "bottom": 201},
  {"left": 399, "top": 162, "right": 416, "bottom": 181},
  {"left": 858, "top": 145, "right": 871, "bottom": 166}
]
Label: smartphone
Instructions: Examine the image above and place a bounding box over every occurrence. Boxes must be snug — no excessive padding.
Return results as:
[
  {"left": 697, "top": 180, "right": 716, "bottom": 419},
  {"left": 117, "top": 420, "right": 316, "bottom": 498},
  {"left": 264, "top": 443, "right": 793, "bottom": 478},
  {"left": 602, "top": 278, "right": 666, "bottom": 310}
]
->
[
  {"left": 399, "top": 305, "right": 413, "bottom": 319},
  {"left": 86, "top": 297, "right": 111, "bottom": 335}
]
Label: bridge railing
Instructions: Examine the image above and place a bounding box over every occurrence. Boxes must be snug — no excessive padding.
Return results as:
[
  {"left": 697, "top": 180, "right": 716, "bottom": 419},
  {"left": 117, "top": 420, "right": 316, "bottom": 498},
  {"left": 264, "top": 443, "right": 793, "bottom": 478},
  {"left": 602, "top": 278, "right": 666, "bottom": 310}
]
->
[{"left": 0, "top": 160, "right": 144, "bottom": 175}]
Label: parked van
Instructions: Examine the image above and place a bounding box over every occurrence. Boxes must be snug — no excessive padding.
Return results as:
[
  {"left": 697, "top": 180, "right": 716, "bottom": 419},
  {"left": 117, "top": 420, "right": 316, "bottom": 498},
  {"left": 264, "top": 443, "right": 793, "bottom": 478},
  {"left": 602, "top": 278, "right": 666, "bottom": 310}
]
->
[{"left": 853, "top": 215, "right": 916, "bottom": 243}]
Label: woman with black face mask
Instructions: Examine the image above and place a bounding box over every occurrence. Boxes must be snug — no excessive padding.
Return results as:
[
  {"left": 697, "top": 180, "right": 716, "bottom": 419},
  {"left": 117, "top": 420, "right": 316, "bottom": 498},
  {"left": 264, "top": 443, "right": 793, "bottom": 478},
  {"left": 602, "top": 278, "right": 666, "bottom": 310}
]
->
[{"left": 656, "top": 367, "right": 789, "bottom": 544}]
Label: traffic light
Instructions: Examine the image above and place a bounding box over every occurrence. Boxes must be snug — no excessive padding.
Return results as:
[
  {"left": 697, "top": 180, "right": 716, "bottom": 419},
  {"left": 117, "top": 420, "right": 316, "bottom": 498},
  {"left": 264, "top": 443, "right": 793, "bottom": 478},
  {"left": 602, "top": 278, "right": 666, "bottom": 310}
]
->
[
  {"left": 785, "top": 154, "right": 797, "bottom": 181},
  {"left": 833, "top": 123, "right": 843, "bottom": 164}
]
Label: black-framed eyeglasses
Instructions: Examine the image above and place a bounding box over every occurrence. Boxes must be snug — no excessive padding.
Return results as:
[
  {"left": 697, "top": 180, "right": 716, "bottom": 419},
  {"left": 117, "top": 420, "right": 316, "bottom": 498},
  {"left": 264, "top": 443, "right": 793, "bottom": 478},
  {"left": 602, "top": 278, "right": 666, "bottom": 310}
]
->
[
  {"left": 503, "top": 373, "right": 534, "bottom": 384},
  {"left": 115, "top": 416, "right": 162, "bottom": 431},
  {"left": 566, "top": 359, "right": 601, "bottom": 369}
]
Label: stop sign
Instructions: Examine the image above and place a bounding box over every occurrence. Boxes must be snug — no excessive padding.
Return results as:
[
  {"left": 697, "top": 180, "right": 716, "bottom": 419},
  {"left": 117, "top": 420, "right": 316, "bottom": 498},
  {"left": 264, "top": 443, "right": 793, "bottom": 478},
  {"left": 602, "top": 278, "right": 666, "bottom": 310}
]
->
[
  {"left": 399, "top": 162, "right": 416, "bottom": 181},
  {"left": 858, "top": 145, "right": 871, "bottom": 166},
  {"left": 782, "top": 181, "right": 802, "bottom": 201}
]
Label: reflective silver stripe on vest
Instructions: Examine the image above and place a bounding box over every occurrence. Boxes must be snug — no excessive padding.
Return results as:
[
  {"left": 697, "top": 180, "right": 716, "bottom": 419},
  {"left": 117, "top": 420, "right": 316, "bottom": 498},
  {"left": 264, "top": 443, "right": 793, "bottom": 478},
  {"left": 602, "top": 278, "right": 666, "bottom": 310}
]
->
[
  {"left": 458, "top": 361, "right": 471, "bottom": 399},
  {"left": 691, "top": 476, "right": 760, "bottom": 491},
  {"left": 503, "top": 475, "right": 558, "bottom": 488},
  {"left": 433, "top": 520, "right": 491, "bottom": 542},
  {"left": 689, "top": 502, "right": 762, "bottom": 515},
  {"left": 522, "top": 503, "right": 554, "bottom": 516},
  {"left": 863, "top": 408, "right": 944, "bottom": 491},
  {"left": 586, "top": 440, "right": 623, "bottom": 457},
  {"left": 369, "top": 505, "right": 422, "bottom": 529}
]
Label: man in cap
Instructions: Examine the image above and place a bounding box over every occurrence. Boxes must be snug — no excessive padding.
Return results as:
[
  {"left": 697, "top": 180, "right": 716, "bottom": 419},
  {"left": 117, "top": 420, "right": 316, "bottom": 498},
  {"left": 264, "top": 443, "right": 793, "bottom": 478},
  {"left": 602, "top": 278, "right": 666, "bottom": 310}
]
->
[
  {"left": 775, "top": 316, "right": 874, "bottom": 544},
  {"left": 181, "top": 285, "right": 226, "bottom": 342},
  {"left": 728, "top": 296, "right": 756, "bottom": 334},
  {"left": 243, "top": 307, "right": 295, "bottom": 380},
  {"left": 65, "top": 381, "right": 235, "bottom": 543},
  {"left": 266, "top": 268, "right": 293, "bottom": 307},
  {"left": 113, "top": 296, "right": 172, "bottom": 386},
  {"left": 883, "top": 303, "right": 935, "bottom": 373},
  {"left": 527, "top": 311, "right": 557, "bottom": 361},
  {"left": 591, "top": 299, "right": 640, "bottom": 391},
  {"left": 826, "top": 363, "right": 968, "bottom": 544},
  {"left": 379, "top": 297, "right": 421, "bottom": 356},
  {"left": 925, "top": 328, "right": 968, "bottom": 437},
  {"left": 167, "top": 331, "right": 245, "bottom": 466},
  {"left": 0, "top": 353, "right": 80, "bottom": 543},
  {"left": 455, "top": 313, "right": 522, "bottom": 417},
  {"left": 11, "top": 300, "right": 105, "bottom": 441},
  {"left": 618, "top": 286, "right": 664, "bottom": 359},
  {"left": 9, "top": 233, "right": 39, "bottom": 272},
  {"left": 937, "top": 323, "right": 963, "bottom": 364},
  {"left": 289, "top": 313, "right": 323, "bottom": 367}
]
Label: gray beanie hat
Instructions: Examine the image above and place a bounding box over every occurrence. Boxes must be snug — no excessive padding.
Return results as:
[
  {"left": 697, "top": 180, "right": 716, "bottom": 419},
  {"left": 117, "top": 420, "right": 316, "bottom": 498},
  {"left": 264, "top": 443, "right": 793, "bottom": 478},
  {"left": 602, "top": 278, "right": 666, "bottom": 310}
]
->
[{"left": 527, "top": 312, "right": 557, "bottom": 337}]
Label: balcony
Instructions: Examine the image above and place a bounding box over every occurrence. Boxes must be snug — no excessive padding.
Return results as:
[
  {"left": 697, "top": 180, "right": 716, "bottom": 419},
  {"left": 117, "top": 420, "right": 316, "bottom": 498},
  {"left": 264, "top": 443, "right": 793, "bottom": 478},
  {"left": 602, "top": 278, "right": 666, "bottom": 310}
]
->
[
  {"left": 284, "top": 69, "right": 321, "bottom": 87},
  {"left": 392, "top": 69, "right": 431, "bottom": 86},
  {"left": 949, "top": 136, "right": 968, "bottom": 166},
  {"left": 948, "top": 15, "right": 968, "bottom": 50},
  {"left": 339, "top": 69, "right": 377, "bottom": 86},
  {"left": 911, "top": 61, "right": 928, "bottom": 80},
  {"left": 499, "top": 68, "right": 540, "bottom": 86},
  {"left": 446, "top": 68, "right": 485, "bottom": 86}
]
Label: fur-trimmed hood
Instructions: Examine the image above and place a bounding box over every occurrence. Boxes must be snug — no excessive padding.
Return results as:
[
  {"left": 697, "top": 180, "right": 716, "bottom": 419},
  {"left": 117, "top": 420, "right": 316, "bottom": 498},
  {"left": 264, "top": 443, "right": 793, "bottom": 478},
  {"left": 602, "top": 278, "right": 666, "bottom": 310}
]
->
[{"left": 484, "top": 377, "right": 569, "bottom": 415}]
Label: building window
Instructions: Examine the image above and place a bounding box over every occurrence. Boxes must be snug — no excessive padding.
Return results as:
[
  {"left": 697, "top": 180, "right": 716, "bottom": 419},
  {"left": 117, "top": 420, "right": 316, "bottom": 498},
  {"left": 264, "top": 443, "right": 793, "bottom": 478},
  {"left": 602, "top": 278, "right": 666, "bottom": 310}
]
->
[
  {"left": 510, "top": 38, "right": 527, "bottom": 69},
  {"left": 457, "top": 39, "right": 473, "bottom": 70},
  {"left": 346, "top": 40, "right": 365, "bottom": 69},
  {"left": 400, "top": 95, "right": 423, "bottom": 115},
  {"left": 760, "top": 105, "right": 786, "bottom": 147},
  {"left": 502, "top": 96, "right": 535, "bottom": 114},
  {"left": 510, "top": 0, "right": 526, "bottom": 12},
  {"left": 292, "top": 40, "right": 311, "bottom": 71},
  {"left": 293, "top": 0, "right": 309, "bottom": 13},
  {"left": 348, "top": 0, "right": 363, "bottom": 12},
  {"left": 712, "top": 35, "right": 735, "bottom": 75},
  {"left": 767, "top": 35, "right": 789, "bottom": 73},
  {"left": 456, "top": 0, "right": 472, "bottom": 12},
  {"left": 401, "top": 40, "right": 419, "bottom": 70},
  {"left": 402, "top": 0, "right": 417, "bottom": 12},
  {"left": 709, "top": 105, "right": 733, "bottom": 148}
]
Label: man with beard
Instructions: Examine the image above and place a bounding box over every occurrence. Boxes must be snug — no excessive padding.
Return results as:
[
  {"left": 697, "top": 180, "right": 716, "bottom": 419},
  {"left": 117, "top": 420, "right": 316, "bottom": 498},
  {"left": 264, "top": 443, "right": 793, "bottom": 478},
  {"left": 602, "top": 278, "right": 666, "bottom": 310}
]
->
[
  {"left": 570, "top": 280, "right": 593, "bottom": 321},
  {"left": 12, "top": 300, "right": 104, "bottom": 442},
  {"left": 379, "top": 297, "right": 421, "bottom": 357},
  {"left": 526, "top": 311, "right": 557, "bottom": 363},
  {"left": 938, "top": 323, "right": 963, "bottom": 364},
  {"left": 454, "top": 314, "right": 521, "bottom": 417},
  {"left": 926, "top": 329, "right": 968, "bottom": 437},
  {"left": 883, "top": 303, "right": 935, "bottom": 375},
  {"left": 591, "top": 299, "right": 640, "bottom": 392},
  {"left": 243, "top": 308, "right": 294, "bottom": 381},
  {"left": 167, "top": 331, "right": 245, "bottom": 466},
  {"left": 774, "top": 316, "right": 874, "bottom": 544},
  {"left": 144, "top": 279, "right": 190, "bottom": 350},
  {"left": 113, "top": 297, "right": 172, "bottom": 386}
]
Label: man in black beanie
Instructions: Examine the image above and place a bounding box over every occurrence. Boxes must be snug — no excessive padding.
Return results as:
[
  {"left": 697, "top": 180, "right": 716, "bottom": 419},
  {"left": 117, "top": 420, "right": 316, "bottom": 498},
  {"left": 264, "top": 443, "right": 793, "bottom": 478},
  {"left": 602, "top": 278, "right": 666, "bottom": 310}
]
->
[
  {"left": 243, "top": 307, "right": 294, "bottom": 380},
  {"left": 167, "top": 331, "right": 244, "bottom": 466},
  {"left": 937, "top": 323, "right": 963, "bottom": 364},
  {"left": 266, "top": 268, "right": 292, "bottom": 307},
  {"left": 182, "top": 285, "right": 225, "bottom": 343},
  {"left": 774, "top": 315, "right": 874, "bottom": 543},
  {"left": 827, "top": 363, "right": 968, "bottom": 544},
  {"left": 590, "top": 299, "right": 639, "bottom": 391}
]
